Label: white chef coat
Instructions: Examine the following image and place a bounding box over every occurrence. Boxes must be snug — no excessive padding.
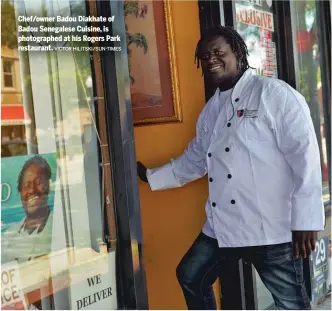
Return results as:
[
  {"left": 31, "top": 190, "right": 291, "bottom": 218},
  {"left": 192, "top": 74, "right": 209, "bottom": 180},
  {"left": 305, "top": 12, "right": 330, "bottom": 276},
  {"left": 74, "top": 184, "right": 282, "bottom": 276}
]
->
[{"left": 146, "top": 69, "right": 325, "bottom": 248}]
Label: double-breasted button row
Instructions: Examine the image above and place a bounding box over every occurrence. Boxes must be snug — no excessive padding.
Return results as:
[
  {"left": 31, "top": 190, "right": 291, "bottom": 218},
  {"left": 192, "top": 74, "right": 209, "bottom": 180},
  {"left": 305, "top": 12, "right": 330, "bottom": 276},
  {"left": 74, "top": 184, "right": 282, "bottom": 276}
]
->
[{"left": 209, "top": 99, "right": 239, "bottom": 209}]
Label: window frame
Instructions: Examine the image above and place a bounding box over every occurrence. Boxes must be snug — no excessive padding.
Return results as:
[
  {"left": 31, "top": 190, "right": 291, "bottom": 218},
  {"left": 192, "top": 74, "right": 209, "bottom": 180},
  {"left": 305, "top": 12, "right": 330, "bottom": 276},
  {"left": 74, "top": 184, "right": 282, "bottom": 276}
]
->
[
  {"left": 316, "top": 0, "right": 331, "bottom": 209},
  {"left": 288, "top": 0, "right": 331, "bottom": 208},
  {"left": 95, "top": 0, "right": 149, "bottom": 309},
  {"left": 2, "top": 58, "right": 16, "bottom": 89}
]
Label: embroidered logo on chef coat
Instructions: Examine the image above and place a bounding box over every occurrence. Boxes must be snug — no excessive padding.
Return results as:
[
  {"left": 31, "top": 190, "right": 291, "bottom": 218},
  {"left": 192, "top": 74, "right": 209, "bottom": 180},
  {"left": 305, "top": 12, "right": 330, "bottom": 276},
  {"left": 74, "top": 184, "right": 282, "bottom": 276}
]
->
[
  {"left": 237, "top": 109, "right": 258, "bottom": 118},
  {"left": 237, "top": 109, "right": 244, "bottom": 117}
]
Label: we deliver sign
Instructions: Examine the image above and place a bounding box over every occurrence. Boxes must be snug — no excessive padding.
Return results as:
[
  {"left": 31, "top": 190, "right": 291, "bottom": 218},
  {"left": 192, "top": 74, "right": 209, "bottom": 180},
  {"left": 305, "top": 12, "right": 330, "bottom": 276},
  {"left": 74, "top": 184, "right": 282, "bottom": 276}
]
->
[{"left": 236, "top": 3, "right": 274, "bottom": 32}]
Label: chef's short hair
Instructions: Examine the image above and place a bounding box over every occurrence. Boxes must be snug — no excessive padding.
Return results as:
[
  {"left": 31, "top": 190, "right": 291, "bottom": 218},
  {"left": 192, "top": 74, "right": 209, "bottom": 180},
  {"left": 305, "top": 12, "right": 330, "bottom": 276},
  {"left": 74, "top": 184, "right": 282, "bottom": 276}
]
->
[
  {"left": 17, "top": 155, "right": 52, "bottom": 192},
  {"left": 195, "top": 25, "right": 250, "bottom": 73}
]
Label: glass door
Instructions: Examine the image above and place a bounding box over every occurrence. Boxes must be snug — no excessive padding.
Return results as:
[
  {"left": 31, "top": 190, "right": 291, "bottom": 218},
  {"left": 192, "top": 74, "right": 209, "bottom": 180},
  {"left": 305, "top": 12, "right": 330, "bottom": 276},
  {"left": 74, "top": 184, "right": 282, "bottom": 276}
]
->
[
  {"left": 290, "top": 0, "right": 331, "bottom": 206},
  {"left": 232, "top": 0, "right": 278, "bottom": 78},
  {"left": 1, "top": 0, "right": 118, "bottom": 309},
  {"left": 228, "top": 0, "right": 278, "bottom": 308}
]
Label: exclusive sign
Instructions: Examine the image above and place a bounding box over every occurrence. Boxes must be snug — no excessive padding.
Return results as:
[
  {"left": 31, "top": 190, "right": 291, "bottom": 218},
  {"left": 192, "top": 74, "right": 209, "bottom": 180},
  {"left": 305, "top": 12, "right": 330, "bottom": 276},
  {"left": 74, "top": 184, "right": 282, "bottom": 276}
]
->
[{"left": 235, "top": 3, "right": 274, "bottom": 32}]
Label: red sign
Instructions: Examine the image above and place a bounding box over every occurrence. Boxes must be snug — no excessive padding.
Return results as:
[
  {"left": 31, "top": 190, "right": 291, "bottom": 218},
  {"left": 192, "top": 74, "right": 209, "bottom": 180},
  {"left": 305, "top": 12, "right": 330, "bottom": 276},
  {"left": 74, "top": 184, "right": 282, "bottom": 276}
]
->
[
  {"left": 236, "top": 4, "right": 274, "bottom": 32},
  {"left": 260, "top": 29, "right": 277, "bottom": 77},
  {"left": 296, "top": 31, "right": 314, "bottom": 53}
]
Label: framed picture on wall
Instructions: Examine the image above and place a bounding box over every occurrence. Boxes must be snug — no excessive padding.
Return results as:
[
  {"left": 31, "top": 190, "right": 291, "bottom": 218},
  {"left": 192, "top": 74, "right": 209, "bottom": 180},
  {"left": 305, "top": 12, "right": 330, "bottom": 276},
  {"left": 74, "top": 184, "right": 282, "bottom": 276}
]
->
[{"left": 124, "top": 0, "right": 182, "bottom": 125}]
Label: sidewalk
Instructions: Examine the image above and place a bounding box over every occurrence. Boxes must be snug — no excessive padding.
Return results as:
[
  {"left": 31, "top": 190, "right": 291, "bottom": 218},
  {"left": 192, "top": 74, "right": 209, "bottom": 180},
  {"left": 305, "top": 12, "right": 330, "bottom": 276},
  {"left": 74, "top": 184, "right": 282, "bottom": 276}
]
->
[{"left": 312, "top": 292, "right": 331, "bottom": 310}]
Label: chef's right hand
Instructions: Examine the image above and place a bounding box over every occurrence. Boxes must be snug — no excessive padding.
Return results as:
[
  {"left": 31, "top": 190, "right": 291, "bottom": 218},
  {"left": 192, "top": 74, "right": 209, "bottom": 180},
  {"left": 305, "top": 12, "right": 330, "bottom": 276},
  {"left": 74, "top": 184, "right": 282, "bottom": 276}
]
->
[{"left": 137, "top": 161, "right": 148, "bottom": 183}]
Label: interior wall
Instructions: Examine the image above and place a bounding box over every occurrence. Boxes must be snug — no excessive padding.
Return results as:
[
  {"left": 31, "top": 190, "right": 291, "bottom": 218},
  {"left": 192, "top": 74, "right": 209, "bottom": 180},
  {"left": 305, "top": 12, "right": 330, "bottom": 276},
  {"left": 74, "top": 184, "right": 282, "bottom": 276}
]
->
[{"left": 133, "top": 1, "right": 221, "bottom": 309}]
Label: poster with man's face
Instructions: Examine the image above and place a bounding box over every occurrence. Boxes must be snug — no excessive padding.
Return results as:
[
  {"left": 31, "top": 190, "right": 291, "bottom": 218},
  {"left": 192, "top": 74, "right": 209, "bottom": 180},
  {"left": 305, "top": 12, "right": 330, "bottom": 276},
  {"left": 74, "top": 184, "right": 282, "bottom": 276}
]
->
[{"left": 1, "top": 153, "right": 57, "bottom": 264}]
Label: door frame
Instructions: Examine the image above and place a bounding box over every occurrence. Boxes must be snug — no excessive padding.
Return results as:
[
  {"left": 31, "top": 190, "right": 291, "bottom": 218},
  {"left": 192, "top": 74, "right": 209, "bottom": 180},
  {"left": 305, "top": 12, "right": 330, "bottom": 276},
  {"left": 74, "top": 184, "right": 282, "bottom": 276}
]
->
[
  {"left": 197, "top": 0, "right": 331, "bottom": 309},
  {"left": 89, "top": 0, "right": 149, "bottom": 309}
]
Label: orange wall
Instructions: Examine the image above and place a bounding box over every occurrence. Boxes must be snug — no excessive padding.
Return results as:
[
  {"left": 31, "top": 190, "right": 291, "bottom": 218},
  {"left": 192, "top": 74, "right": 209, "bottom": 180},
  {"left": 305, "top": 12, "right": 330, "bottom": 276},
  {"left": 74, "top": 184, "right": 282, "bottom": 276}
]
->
[{"left": 134, "top": 1, "right": 220, "bottom": 309}]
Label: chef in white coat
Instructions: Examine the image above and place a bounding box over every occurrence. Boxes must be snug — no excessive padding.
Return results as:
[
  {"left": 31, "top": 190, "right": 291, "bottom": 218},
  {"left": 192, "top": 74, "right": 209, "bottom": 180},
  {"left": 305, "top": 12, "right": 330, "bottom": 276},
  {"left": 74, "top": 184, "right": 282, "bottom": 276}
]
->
[{"left": 137, "top": 26, "right": 325, "bottom": 310}]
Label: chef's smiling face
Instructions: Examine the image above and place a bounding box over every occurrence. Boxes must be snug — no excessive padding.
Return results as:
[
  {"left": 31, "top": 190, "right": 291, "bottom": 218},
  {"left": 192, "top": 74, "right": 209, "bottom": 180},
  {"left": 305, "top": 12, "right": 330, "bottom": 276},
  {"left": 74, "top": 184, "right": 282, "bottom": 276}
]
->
[
  {"left": 200, "top": 35, "right": 239, "bottom": 85},
  {"left": 20, "top": 164, "right": 50, "bottom": 216}
]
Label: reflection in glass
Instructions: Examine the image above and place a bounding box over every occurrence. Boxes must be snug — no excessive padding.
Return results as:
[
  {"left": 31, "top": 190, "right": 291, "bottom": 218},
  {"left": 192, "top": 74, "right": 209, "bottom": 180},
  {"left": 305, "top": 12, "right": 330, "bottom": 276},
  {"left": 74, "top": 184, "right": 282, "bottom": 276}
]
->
[
  {"left": 255, "top": 269, "right": 274, "bottom": 309},
  {"left": 234, "top": 0, "right": 278, "bottom": 78},
  {"left": 1, "top": 155, "right": 56, "bottom": 265},
  {"left": 3, "top": 59, "right": 15, "bottom": 87},
  {"left": 233, "top": 1, "right": 278, "bottom": 308},
  {"left": 1, "top": 0, "right": 117, "bottom": 309},
  {"left": 290, "top": 0, "right": 330, "bottom": 203}
]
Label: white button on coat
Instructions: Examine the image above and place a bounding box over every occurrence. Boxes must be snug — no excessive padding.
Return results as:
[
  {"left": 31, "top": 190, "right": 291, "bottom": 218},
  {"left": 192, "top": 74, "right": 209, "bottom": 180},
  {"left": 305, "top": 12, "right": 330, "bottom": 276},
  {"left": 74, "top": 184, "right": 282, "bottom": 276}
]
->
[{"left": 146, "top": 69, "right": 325, "bottom": 247}]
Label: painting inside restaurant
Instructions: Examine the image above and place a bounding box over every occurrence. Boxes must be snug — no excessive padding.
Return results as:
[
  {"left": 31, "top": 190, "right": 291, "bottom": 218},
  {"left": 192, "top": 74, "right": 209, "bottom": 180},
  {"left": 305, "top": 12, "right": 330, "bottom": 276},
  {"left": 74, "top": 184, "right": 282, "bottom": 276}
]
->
[{"left": 124, "top": 0, "right": 181, "bottom": 125}]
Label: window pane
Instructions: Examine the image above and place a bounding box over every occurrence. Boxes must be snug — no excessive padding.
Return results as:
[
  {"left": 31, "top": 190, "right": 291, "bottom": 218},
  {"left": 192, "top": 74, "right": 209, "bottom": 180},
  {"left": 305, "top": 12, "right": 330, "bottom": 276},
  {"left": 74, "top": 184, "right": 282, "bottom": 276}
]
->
[
  {"left": 3, "top": 61, "right": 14, "bottom": 87},
  {"left": 290, "top": 0, "right": 330, "bottom": 204},
  {"left": 4, "top": 74, "right": 13, "bottom": 87},
  {"left": 3, "top": 61, "right": 13, "bottom": 73},
  {"left": 234, "top": 0, "right": 278, "bottom": 78},
  {"left": 255, "top": 269, "right": 274, "bottom": 309},
  {"left": 1, "top": 0, "right": 118, "bottom": 310},
  {"left": 233, "top": 1, "right": 278, "bottom": 308}
]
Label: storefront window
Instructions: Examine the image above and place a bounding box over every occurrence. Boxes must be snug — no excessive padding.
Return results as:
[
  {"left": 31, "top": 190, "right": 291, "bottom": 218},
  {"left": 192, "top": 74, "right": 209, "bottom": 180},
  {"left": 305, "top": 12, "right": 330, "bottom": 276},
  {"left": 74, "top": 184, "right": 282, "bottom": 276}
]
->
[
  {"left": 233, "top": 0, "right": 278, "bottom": 78},
  {"left": 232, "top": 1, "right": 278, "bottom": 308},
  {"left": 1, "top": 0, "right": 117, "bottom": 309},
  {"left": 290, "top": 0, "right": 330, "bottom": 204}
]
